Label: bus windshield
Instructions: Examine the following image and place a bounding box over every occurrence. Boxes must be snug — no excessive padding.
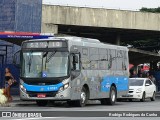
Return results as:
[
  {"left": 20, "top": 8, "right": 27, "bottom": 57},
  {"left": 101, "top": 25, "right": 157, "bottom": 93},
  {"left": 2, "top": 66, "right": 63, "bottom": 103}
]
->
[{"left": 22, "top": 51, "right": 69, "bottom": 78}]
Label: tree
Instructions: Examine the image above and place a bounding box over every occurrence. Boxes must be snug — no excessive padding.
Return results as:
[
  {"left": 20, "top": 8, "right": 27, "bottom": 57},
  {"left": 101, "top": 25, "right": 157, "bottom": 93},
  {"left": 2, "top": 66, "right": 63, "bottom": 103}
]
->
[
  {"left": 140, "top": 7, "right": 160, "bottom": 13},
  {"left": 121, "top": 39, "right": 160, "bottom": 53}
]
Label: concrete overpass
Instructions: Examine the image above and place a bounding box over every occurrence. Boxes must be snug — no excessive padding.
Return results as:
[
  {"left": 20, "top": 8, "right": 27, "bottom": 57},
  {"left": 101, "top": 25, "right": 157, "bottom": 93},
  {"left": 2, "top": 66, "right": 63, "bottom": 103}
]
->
[
  {"left": 41, "top": 5, "right": 160, "bottom": 65},
  {"left": 41, "top": 5, "right": 160, "bottom": 44}
]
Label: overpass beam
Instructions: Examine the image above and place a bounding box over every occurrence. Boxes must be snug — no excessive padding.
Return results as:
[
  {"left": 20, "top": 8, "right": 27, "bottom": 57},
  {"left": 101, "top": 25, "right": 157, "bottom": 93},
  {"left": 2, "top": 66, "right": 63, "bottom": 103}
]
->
[{"left": 41, "top": 23, "right": 58, "bottom": 34}]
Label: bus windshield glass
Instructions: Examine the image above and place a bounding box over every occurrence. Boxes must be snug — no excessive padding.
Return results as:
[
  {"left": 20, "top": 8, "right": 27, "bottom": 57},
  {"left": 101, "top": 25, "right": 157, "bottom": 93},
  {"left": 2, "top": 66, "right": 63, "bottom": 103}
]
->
[{"left": 22, "top": 51, "right": 69, "bottom": 78}]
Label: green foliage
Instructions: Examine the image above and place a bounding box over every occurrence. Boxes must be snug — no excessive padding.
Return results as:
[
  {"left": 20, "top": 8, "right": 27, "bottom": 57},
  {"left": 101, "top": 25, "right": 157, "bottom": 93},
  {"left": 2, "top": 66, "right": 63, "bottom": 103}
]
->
[{"left": 140, "top": 7, "right": 160, "bottom": 13}]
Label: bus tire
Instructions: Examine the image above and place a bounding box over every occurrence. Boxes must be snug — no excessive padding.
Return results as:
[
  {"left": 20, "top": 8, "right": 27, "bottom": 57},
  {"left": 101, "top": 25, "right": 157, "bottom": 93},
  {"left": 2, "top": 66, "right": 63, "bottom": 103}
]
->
[
  {"left": 101, "top": 86, "right": 117, "bottom": 105},
  {"left": 75, "top": 87, "right": 88, "bottom": 107},
  {"left": 107, "top": 86, "right": 117, "bottom": 105},
  {"left": 36, "top": 100, "right": 48, "bottom": 106},
  {"left": 108, "top": 86, "right": 117, "bottom": 105}
]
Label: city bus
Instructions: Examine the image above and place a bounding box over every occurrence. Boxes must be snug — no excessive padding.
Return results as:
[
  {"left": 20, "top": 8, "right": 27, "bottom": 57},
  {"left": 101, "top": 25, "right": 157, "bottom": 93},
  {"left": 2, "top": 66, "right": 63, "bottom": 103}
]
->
[{"left": 14, "top": 37, "right": 129, "bottom": 107}]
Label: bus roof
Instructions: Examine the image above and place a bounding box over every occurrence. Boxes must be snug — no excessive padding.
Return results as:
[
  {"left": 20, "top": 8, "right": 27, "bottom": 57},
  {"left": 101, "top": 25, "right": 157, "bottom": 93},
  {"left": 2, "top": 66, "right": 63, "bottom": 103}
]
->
[{"left": 24, "top": 37, "right": 128, "bottom": 51}]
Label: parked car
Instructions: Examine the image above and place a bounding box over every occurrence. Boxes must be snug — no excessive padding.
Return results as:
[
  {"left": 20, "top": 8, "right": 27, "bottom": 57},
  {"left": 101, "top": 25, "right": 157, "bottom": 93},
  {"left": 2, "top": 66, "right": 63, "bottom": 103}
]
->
[{"left": 121, "top": 78, "right": 156, "bottom": 102}]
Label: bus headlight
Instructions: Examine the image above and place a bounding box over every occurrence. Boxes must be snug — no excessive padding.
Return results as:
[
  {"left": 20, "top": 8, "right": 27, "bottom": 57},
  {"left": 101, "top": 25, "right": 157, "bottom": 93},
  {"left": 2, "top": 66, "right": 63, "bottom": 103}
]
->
[
  {"left": 64, "top": 83, "right": 69, "bottom": 89},
  {"left": 20, "top": 84, "right": 26, "bottom": 93},
  {"left": 58, "top": 83, "right": 69, "bottom": 93}
]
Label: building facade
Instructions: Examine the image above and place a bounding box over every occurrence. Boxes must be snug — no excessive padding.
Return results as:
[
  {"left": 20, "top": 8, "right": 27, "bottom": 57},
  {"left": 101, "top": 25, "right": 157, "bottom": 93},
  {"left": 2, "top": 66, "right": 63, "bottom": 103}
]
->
[{"left": 0, "top": 0, "right": 42, "bottom": 32}]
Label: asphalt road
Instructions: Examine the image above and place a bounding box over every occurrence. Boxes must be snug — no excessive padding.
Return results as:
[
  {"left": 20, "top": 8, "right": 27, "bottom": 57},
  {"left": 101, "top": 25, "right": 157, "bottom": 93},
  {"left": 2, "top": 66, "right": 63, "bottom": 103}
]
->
[{"left": 0, "top": 97, "right": 160, "bottom": 120}]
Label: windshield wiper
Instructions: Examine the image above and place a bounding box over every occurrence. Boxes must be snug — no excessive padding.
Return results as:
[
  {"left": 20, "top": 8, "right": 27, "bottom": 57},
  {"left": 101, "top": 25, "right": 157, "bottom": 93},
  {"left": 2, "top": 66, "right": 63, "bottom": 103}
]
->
[{"left": 28, "top": 52, "right": 33, "bottom": 73}]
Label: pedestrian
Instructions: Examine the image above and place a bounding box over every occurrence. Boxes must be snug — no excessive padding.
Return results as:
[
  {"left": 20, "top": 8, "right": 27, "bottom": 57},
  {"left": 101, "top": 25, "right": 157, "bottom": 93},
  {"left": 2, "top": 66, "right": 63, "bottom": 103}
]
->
[
  {"left": 139, "top": 73, "right": 143, "bottom": 78},
  {"left": 131, "top": 70, "right": 138, "bottom": 78},
  {"left": 138, "top": 67, "right": 142, "bottom": 77},
  {"left": 150, "top": 75, "right": 156, "bottom": 85},
  {"left": 5, "top": 67, "right": 14, "bottom": 102},
  {"left": 146, "top": 72, "right": 150, "bottom": 78}
]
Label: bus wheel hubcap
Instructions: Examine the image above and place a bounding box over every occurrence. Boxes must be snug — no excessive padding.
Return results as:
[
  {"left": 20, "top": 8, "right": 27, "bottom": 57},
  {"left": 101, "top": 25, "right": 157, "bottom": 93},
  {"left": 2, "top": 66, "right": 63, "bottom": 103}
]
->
[
  {"left": 81, "top": 92, "right": 86, "bottom": 103},
  {"left": 111, "top": 90, "right": 115, "bottom": 102}
]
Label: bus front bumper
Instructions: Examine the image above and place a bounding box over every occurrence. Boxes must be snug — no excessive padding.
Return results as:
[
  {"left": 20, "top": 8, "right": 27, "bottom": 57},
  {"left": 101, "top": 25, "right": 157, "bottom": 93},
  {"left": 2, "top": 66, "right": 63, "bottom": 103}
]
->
[{"left": 20, "top": 87, "right": 71, "bottom": 101}]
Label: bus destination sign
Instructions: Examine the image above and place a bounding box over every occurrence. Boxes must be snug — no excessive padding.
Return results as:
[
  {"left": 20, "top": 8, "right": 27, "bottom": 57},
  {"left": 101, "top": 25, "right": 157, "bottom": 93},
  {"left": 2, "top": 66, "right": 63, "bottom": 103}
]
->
[{"left": 23, "top": 41, "right": 67, "bottom": 48}]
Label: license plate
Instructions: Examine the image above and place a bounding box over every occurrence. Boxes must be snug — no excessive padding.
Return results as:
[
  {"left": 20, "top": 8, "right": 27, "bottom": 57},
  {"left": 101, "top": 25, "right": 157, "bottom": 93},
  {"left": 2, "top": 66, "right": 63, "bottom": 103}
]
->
[{"left": 37, "top": 94, "right": 46, "bottom": 98}]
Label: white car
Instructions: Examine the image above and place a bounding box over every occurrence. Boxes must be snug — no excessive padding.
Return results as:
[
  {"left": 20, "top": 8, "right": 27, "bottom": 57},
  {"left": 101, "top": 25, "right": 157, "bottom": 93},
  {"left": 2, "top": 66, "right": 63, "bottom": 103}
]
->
[{"left": 122, "top": 78, "right": 156, "bottom": 102}]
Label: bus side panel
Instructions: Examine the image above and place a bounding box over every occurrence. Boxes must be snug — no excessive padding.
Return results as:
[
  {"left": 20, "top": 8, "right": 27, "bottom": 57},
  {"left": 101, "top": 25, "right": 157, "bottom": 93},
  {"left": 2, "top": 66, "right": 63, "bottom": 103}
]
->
[
  {"left": 101, "top": 76, "right": 128, "bottom": 93},
  {"left": 69, "top": 43, "right": 129, "bottom": 100}
]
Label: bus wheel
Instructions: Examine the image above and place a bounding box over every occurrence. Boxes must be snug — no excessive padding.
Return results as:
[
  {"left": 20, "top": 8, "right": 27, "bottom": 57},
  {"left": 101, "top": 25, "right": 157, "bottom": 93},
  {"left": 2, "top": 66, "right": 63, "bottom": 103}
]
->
[
  {"left": 101, "top": 86, "right": 117, "bottom": 105},
  {"left": 108, "top": 86, "right": 117, "bottom": 105},
  {"left": 36, "top": 100, "right": 48, "bottom": 106},
  {"left": 75, "top": 87, "right": 88, "bottom": 107}
]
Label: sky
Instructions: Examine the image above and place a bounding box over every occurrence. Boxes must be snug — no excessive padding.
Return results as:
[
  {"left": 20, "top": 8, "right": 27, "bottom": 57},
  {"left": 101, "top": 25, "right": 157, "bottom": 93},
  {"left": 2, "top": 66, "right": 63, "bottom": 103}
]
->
[{"left": 43, "top": 0, "right": 160, "bottom": 10}]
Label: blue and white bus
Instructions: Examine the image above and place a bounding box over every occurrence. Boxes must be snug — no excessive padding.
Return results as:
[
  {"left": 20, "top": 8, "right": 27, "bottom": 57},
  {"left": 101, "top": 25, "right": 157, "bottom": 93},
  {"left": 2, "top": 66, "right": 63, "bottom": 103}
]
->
[{"left": 15, "top": 37, "right": 129, "bottom": 107}]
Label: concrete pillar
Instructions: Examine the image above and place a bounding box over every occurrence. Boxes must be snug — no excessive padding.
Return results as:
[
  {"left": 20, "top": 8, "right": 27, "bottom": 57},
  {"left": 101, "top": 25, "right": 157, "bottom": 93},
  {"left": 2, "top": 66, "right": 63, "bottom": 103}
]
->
[
  {"left": 116, "top": 34, "right": 121, "bottom": 45},
  {"left": 41, "top": 23, "right": 58, "bottom": 34}
]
